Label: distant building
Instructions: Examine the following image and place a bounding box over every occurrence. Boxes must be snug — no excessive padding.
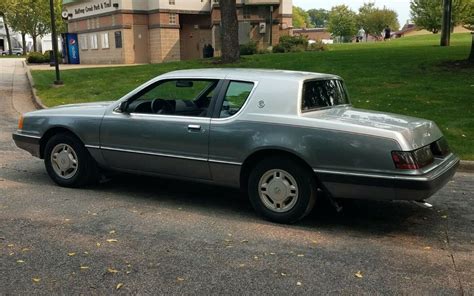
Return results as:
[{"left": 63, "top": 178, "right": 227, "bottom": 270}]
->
[
  {"left": 292, "top": 28, "right": 331, "bottom": 42},
  {"left": 0, "top": 16, "right": 22, "bottom": 52},
  {"left": 62, "top": 0, "right": 293, "bottom": 64},
  {"left": 394, "top": 23, "right": 471, "bottom": 38}
]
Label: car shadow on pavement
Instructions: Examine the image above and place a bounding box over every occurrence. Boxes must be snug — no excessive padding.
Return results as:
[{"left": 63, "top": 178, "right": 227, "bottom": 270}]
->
[{"left": 91, "top": 173, "right": 434, "bottom": 235}]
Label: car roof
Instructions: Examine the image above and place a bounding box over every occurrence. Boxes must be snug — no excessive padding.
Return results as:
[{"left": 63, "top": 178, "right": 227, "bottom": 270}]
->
[{"left": 160, "top": 68, "right": 341, "bottom": 82}]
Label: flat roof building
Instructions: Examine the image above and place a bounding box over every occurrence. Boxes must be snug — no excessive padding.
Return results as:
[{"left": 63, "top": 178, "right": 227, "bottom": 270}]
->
[{"left": 62, "top": 0, "right": 292, "bottom": 64}]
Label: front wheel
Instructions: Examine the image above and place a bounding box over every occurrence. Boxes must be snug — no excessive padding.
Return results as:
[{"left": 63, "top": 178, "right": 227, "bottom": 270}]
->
[
  {"left": 248, "top": 157, "right": 317, "bottom": 223},
  {"left": 44, "top": 133, "right": 98, "bottom": 187}
]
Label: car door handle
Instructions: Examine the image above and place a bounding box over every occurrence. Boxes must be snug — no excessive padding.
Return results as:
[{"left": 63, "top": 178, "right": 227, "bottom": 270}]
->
[{"left": 187, "top": 124, "right": 201, "bottom": 131}]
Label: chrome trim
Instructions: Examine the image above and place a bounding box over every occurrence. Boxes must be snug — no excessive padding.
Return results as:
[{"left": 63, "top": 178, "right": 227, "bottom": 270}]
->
[
  {"left": 99, "top": 145, "right": 242, "bottom": 165},
  {"left": 208, "top": 159, "right": 242, "bottom": 166},
  {"left": 15, "top": 132, "right": 41, "bottom": 139},
  {"left": 100, "top": 146, "right": 208, "bottom": 162}
]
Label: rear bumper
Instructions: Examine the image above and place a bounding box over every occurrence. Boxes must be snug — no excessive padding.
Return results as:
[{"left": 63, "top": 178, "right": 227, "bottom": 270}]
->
[
  {"left": 12, "top": 132, "right": 41, "bottom": 158},
  {"left": 315, "top": 154, "right": 459, "bottom": 201}
]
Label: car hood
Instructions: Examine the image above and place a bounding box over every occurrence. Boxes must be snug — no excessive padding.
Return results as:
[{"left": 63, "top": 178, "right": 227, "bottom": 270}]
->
[
  {"left": 27, "top": 101, "right": 114, "bottom": 116},
  {"left": 302, "top": 106, "right": 443, "bottom": 150}
]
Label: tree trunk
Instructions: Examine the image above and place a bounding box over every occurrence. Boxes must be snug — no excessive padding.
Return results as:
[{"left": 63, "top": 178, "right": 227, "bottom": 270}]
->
[
  {"left": 469, "top": 33, "right": 474, "bottom": 63},
  {"left": 220, "top": 0, "right": 239, "bottom": 63},
  {"left": 32, "top": 35, "right": 37, "bottom": 52},
  {"left": 21, "top": 33, "right": 27, "bottom": 55},
  {"left": 2, "top": 13, "right": 13, "bottom": 55}
]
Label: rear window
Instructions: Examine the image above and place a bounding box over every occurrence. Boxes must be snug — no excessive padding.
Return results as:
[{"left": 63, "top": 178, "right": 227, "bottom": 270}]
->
[{"left": 302, "top": 79, "right": 350, "bottom": 111}]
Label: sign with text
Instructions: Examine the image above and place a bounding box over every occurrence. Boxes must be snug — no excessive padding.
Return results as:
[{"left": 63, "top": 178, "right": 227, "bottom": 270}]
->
[{"left": 70, "top": 0, "right": 114, "bottom": 18}]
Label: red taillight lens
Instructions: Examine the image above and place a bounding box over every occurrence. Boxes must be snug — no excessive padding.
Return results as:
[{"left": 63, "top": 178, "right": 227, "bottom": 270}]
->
[
  {"left": 392, "top": 146, "right": 434, "bottom": 170},
  {"left": 391, "top": 151, "right": 419, "bottom": 169}
]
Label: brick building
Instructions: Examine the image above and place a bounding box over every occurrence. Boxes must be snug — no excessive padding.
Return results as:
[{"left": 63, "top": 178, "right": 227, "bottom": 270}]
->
[{"left": 62, "top": 0, "right": 292, "bottom": 64}]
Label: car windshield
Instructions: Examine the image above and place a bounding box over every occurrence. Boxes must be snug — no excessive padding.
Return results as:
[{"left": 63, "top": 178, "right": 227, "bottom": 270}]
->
[{"left": 302, "top": 79, "right": 350, "bottom": 111}]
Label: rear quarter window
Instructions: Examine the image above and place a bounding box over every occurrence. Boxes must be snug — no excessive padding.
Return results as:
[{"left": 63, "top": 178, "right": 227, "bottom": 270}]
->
[{"left": 302, "top": 79, "right": 350, "bottom": 112}]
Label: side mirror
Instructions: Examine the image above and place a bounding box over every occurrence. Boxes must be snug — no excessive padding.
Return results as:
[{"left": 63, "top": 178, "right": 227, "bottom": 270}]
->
[{"left": 114, "top": 101, "right": 128, "bottom": 113}]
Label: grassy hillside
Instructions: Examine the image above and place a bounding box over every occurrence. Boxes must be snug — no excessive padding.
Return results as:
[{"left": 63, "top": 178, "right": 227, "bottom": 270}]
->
[{"left": 31, "top": 33, "right": 474, "bottom": 159}]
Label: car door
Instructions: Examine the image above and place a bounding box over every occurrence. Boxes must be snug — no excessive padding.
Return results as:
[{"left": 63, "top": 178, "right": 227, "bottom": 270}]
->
[{"left": 99, "top": 78, "right": 222, "bottom": 180}]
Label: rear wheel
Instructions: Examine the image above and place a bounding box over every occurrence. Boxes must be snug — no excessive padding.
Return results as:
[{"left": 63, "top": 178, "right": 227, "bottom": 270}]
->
[
  {"left": 248, "top": 157, "right": 316, "bottom": 223},
  {"left": 44, "top": 133, "right": 98, "bottom": 187}
]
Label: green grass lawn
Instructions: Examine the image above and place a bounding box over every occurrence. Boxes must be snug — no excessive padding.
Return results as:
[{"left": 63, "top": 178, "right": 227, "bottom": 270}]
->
[{"left": 31, "top": 33, "right": 474, "bottom": 159}]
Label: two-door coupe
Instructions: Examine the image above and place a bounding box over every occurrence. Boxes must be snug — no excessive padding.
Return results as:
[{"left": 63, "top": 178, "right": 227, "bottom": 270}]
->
[{"left": 13, "top": 69, "right": 459, "bottom": 223}]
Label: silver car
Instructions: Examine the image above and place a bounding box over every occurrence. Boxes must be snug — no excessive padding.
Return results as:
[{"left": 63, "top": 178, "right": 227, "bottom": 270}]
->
[{"left": 13, "top": 69, "right": 459, "bottom": 223}]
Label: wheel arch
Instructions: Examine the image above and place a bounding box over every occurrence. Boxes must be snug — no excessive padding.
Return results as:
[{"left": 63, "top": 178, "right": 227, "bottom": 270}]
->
[
  {"left": 39, "top": 126, "right": 84, "bottom": 159},
  {"left": 239, "top": 148, "right": 317, "bottom": 191}
]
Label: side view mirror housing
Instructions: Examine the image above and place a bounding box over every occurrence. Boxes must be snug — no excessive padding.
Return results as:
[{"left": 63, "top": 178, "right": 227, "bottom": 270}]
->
[{"left": 114, "top": 101, "right": 128, "bottom": 113}]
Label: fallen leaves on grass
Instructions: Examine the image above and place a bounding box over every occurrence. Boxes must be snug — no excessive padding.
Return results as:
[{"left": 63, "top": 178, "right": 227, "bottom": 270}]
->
[
  {"left": 68, "top": 252, "right": 76, "bottom": 256},
  {"left": 177, "top": 277, "right": 185, "bottom": 282},
  {"left": 106, "top": 239, "right": 118, "bottom": 243},
  {"left": 107, "top": 268, "right": 119, "bottom": 273},
  {"left": 423, "top": 246, "right": 432, "bottom": 250},
  {"left": 7, "top": 244, "right": 14, "bottom": 247},
  {"left": 16, "top": 260, "right": 25, "bottom": 263},
  {"left": 355, "top": 271, "right": 363, "bottom": 278},
  {"left": 116, "top": 283, "right": 124, "bottom": 290},
  {"left": 32, "top": 278, "right": 41, "bottom": 283},
  {"left": 109, "top": 230, "right": 116, "bottom": 234},
  {"left": 80, "top": 266, "right": 90, "bottom": 270},
  {"left": 21, "top": 248, "right": 30, "bottom": 252},
  {"left": 296, "top": 281, "right": 302, "bottom": 286},
  {"left": 297, "top": 254, "right": 304, "bottom": 257}
]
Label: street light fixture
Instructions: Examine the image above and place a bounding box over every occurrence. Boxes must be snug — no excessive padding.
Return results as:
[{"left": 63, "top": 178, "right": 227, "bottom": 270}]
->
[{"left": 49, "top": 0, "right": 63, "bottom": 85}]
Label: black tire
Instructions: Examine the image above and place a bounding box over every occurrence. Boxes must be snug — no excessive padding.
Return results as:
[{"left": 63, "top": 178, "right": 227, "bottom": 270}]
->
[
  {"left": 44, "top": 133, "right": 98, "bottom": 187},
  {"left": 248, "top": 157, "right": 317, "bottom": 224}
]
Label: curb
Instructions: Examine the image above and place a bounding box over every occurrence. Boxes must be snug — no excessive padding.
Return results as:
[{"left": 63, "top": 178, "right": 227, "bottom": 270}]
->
[
  {"left": 23, "top": 60, "right": 47, "bottom": 110},
  {"left": 458, "top": 160, "right": 474, "bottom": 172}
]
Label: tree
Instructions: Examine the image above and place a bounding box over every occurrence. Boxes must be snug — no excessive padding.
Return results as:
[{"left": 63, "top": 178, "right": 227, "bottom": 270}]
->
[
  {"left": 0, "top": 1, "right": 13, "bottom": 55},
  {"left": 358, "top": 4, "right": 399, "bottom": 39},
  {"left": 220, "top": 0, "right": 239, "bottom": 63},
  {"left": 410, "top": 0, "right": 471, "bottom": 33},
  {"left": 293, "top": 6, "right": 311, "bottom": 28},
  {"left": 307, "top": 8, "right": 328, "bottom": 28},
  {"left": 462, "top": 1, "right": 474, "bottom": 61},
  {"left": 327, "top": 5, "right": 357, "bottom": 41}
]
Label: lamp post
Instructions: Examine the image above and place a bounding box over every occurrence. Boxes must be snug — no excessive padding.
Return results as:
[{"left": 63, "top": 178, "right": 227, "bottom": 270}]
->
[{"left": 49, "top": 0, "right": 62, "bottom": 84}]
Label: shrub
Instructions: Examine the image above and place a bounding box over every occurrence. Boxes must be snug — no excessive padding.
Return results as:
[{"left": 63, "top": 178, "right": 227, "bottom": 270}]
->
[
  {"left": 240, "top": 42, "right": 257, "bottom": 55},
  {"left": 273, "top": 35, "right": 309, "bottom": 53},
  {"left": 272, "top": 44, "right": 286, "bottom": 53},
  {"left": 27, "top": 52, "right": 48, "bottom": 63},
  {"left": 307, "top": 42, "right": 328, "bottom": 52}
]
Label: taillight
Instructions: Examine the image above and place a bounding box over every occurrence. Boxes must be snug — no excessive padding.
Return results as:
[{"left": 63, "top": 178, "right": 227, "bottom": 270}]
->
[
  {"left": 391, "top": 151, "right": 419, "bottom": 169},
  {"left": 18, "top": 115, "right": 24, "bottom": 130},
  {"left": 392, "top": 146, "right": 434, "bottom": 170}
]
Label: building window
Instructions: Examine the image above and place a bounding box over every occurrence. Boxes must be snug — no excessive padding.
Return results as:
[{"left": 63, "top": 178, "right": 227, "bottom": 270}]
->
[
  {"left": 90, "top": 34, "right": 98, "bottom": 49},
  {"left": 169, "top": 13, "right": 176, "bottom": 25},
  {"left": 243, "top": 6, "right": 251, "bottom": 19},
  {"left": 169, "top": 0, "right": 175, "bottom": 4},
  {"left": 101, "top": 33, "right": 109, "bottom": 49},
  {"left": 80, "top": 35, "right": 88, "bottom": 50}
]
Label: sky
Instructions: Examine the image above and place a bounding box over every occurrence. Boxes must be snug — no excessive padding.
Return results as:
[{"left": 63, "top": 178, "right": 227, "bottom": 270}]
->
[{"left": 293, "top": 0, "right": 412, "bottom": 26}]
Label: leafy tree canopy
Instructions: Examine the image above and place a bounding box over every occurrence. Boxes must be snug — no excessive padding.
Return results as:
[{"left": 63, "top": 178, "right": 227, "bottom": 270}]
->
[
  {"left": 327, "top": 5, "right": 357, "bottom": 38},
  {"left": 410, "top": 0, "right": 471, "bottom": 33}
]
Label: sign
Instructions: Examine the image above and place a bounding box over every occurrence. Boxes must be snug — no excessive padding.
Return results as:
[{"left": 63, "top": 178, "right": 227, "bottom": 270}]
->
[
  {"left": 70, "top": 0, "right": 113, "bottom": 18},
  {"left": 66, "top": 33, "right": 80, "bottom": 64}
]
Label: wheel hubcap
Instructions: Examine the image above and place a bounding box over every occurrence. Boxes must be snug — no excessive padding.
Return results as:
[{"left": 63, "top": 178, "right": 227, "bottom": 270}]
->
[
  {"left": 51, "top": 144, "right": 78, "bottom": 179},
  {"left": 258, "top": 169, "right": 299, "bottom": 213}
]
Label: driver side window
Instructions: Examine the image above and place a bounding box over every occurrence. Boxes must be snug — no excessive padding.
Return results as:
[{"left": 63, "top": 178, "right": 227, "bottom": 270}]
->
[{"left": 127, "top": 79, "right": 218, "bottom": 117}]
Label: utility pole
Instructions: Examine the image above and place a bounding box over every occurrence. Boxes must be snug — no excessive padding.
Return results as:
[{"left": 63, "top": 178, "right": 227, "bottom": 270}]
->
[
  {"left": 440, "top": 0, "right": 452, "bottom": 46},
  {"left": 49, "top": 0, "right": 62, "bottom": 84}
]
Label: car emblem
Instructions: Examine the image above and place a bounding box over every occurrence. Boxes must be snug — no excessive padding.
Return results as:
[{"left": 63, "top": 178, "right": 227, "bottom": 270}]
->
[{"left": 258, "top": 100, "right": 265, "bottom": 108}]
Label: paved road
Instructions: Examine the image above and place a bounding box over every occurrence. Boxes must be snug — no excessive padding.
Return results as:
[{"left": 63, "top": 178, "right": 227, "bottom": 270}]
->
[{"left": 1, "top": 58, "right": 473, "bottom": 295}]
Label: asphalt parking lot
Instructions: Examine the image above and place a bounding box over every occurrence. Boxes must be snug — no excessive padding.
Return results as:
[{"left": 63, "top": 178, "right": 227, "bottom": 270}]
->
[{"left": 1, "top": 59, "right": 473, "bottom": 295}]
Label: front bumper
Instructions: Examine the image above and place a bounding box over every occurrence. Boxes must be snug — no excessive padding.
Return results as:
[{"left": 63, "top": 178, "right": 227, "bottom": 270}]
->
[
  {"left": 12, "top": 132, "right": 41, "bottom": 158},
  {"left": 315, "top": 154, "right": 460, "bottom": 201}
]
